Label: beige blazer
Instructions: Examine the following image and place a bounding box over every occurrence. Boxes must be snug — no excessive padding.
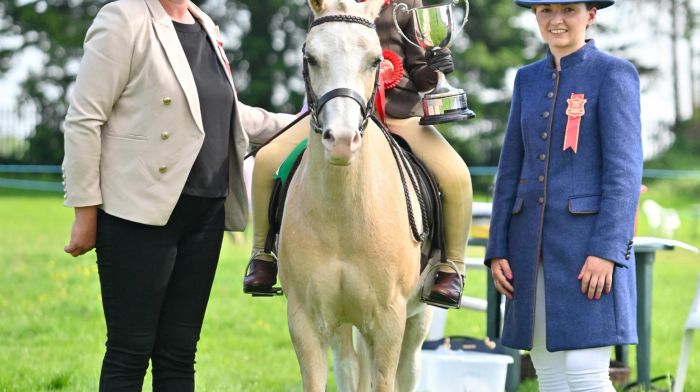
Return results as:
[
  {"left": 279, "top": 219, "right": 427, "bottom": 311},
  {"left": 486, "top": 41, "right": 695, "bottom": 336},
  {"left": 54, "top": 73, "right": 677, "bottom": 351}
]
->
[{"left": 62, "top": 0, "right": 294, "bottom": 230}]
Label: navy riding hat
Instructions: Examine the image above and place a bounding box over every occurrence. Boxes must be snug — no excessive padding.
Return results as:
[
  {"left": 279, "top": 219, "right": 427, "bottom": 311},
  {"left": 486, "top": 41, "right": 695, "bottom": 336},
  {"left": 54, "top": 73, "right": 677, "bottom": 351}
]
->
[{"left": 514, "top": 0, "right": 614, "bottom": 9}]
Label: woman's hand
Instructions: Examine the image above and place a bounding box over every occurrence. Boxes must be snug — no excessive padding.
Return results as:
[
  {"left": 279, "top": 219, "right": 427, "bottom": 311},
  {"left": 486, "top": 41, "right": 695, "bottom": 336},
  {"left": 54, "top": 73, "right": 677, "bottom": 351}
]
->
[
  {"left": 64, "top": 206, "right": 98, "bottom": 257},
  {"left": 490, "top": 258, "right": 514, "bottom": 300},
  {"left": 578, "top": 256, "right": 615, "bottom": 300}
]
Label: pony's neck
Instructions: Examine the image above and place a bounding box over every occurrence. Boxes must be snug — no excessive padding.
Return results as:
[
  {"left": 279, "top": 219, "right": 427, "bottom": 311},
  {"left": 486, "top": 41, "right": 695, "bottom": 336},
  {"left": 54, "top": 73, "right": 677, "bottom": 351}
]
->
[{"left": 305, "top": 128, "right": 383, "bottom": 210}]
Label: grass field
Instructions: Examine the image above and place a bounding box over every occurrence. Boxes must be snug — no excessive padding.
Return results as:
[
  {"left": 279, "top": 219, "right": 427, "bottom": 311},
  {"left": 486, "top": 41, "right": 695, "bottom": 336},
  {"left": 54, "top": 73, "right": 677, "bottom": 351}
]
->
[{"left": 0, "top": 186, "right": 698, "bottom": 391}]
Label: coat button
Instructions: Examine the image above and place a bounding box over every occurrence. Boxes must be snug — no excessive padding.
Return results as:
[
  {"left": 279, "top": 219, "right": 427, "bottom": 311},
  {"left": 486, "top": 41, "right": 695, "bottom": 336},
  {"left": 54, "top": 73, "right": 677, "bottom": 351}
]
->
[
  {"left": 551, "top": 72, "right": 557, "bottom": 79},
  {"left": 63, "top": 194, "right": 67, "bottom": 199},
  {"left": 158, "top": 166, "right": 168, "bottom": 174},
  {"left": 162, "top": 97, "right": 172, "bottom": 105},
  {"left": 543, "top": 111, "right": 550, "bottom": 118},
  {"left": 160, "top": 132, "right": 170, "bottom": 140},
  {"left": 539, "top": 153, "right": 546, "bottom": 161},
  {"left": 541, "top": 132, "right": 548, "bottom": 140},
  {"left": 538, "top": 175, "right": 545, "bottom": 182},
  {"left": 538, "top": 196, "right": 545, "bottom": 204},
  {"left": 547, "top": 91, "right": 554, "bottom": 98}
]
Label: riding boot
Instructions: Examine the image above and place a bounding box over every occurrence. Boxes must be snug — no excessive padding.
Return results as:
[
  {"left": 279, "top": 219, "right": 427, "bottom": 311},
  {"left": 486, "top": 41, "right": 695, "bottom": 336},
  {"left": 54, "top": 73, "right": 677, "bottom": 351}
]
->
[
  {"left": 243, "top": 254, "right": 282, "bottom": 296},
  {"left": 428, "top": 271, "right": 464, "bottom": 307}
]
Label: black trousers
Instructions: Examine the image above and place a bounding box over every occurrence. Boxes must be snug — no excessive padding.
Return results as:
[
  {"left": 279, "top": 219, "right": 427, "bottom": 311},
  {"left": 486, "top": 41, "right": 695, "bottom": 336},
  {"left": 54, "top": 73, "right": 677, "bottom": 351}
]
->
[{"left": 95, "top": 195, "right": 225, "bottom": 392}]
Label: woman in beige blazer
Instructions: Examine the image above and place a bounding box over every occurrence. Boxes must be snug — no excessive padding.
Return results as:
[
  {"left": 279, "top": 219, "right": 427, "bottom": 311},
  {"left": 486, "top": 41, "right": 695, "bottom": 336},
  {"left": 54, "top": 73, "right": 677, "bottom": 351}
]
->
[{"left": 62, "top": 0, "right": 293, "bottom": 388}]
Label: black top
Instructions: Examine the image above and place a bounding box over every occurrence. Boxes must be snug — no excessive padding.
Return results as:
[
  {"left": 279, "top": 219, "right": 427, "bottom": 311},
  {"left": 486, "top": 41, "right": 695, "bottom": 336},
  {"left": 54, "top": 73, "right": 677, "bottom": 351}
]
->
[{"left": 173, "top": 20, "right": 235, "bottom": 198}]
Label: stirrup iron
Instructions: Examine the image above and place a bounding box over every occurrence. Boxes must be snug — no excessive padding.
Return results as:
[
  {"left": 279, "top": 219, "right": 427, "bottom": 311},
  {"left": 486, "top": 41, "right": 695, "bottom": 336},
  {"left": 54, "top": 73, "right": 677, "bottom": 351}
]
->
[{"left": 419, "top": 259, "right": 464, "bottom": 310}]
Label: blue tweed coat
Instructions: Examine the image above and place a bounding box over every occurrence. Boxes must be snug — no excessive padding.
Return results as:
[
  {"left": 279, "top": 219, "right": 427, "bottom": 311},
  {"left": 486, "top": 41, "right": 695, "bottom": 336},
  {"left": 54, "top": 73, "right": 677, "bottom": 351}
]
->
[{"left": 485, "top": 41, "right": 643, "bottom": 351}]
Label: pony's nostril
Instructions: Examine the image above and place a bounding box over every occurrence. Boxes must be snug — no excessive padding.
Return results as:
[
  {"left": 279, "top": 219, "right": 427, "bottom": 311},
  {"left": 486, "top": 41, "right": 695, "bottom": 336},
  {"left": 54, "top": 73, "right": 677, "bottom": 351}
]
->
[{"left": 322, "top": 129, "right": 334, "bottom": 142}]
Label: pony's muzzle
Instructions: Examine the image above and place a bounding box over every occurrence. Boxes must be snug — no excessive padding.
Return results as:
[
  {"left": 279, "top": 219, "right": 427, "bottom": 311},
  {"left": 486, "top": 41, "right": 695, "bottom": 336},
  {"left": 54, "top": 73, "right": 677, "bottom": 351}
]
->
[{"left": 322, "top": 128, "right": 362, "bottom": 165}]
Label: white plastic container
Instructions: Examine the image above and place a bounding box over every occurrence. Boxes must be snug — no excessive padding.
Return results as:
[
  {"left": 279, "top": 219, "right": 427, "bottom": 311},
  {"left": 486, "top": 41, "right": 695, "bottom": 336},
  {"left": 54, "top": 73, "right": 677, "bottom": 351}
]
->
[{"left": 417, "top": 346, "right": 514, "bottom": 392}]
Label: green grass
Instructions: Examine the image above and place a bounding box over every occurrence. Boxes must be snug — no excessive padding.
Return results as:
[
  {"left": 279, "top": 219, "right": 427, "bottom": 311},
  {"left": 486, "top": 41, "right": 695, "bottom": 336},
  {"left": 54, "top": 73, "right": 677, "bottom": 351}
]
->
[{"left": 0, "top": 187, "right": 698, "bottom": 391}]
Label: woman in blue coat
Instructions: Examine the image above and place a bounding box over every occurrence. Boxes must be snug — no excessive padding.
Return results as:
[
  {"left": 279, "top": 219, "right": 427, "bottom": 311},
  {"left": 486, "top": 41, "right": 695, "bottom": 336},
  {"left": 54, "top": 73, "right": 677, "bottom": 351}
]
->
[{"left": 485, "top": 1, "right": 642, "bottom": 390}]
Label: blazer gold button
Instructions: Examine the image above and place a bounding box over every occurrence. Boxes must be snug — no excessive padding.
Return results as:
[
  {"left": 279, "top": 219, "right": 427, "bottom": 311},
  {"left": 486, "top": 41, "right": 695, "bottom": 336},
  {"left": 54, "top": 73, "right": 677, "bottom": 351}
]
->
[
  {"left": 539, "top": 153, "right": 546, "bottom": 161},
  {"left": 538, "top": 175, "right": 544, "bottom": 182},
  {"left": 547, "top": 91, "right": 554, "bottom": 98},
  {"left": 541, "top": 132, "right": 548, "bottom": 140},
  {"left": 160, "top": 132, "right": 170, "bottom": 140},
  {"left": 538, "top": 196, "right": 545, "bottom": 204},
  {"left": 543, "top": 111, "right": 550, "bottom": 118},
  {"left": 162, "top": 97, "right": 172, "bottom": 105},
  {"left": 159, "top": 166, "right": 168, "bottom": 174}
]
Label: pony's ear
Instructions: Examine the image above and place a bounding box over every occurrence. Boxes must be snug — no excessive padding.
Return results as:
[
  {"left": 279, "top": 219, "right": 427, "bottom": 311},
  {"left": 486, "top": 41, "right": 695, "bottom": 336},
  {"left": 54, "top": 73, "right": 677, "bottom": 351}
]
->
[
  {"left": 308, "top": 0, "right": 328, "bottom": 16},
  {"left": 361, "top": 0, "right": 385, "bottom": 20}
]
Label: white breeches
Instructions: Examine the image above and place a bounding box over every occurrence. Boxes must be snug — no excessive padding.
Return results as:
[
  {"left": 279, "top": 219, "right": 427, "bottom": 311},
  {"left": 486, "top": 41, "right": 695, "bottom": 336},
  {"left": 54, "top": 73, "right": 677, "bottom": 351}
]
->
[{"left": 529, "top": 265, "right": 617, "bottom": 392}]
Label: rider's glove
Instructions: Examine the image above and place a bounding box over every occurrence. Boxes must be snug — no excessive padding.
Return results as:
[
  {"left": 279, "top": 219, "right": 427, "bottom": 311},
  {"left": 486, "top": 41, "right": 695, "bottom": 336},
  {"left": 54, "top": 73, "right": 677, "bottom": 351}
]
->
[{"left": 425, "top": 47, "right": 454, "bottom": 74}]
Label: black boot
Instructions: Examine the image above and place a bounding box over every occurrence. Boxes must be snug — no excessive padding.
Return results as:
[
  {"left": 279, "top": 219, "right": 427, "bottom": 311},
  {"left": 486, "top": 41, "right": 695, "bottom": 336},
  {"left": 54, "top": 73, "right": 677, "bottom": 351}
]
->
[
  {"left": 427, "top": 271, "right": 464, "bottom": 308},
  {"left": 243, "top": 257, "right": 282, "bottom": 296}
]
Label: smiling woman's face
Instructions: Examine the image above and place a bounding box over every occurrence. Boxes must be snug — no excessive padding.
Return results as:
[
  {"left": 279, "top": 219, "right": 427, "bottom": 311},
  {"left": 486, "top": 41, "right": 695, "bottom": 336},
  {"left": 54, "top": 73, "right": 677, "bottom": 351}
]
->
[{"left": 533, "top": 3, "right": 596, "bottom": 57}]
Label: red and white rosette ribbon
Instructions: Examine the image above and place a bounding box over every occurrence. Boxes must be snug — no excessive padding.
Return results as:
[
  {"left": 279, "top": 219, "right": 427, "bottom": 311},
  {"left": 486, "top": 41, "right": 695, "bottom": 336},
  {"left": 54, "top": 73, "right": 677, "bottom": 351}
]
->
[
  {"left": 375, "top": 49, "right": 403, "bottom": 123},
  {"left": 563, "top": 93, "right": 587, "bottom": 153}
]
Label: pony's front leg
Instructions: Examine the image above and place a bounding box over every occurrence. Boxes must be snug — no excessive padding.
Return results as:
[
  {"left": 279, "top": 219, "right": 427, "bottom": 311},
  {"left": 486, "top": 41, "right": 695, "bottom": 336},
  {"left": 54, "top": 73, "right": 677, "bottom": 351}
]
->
[
  {"left": 395, "top": 307, "right": 432, "bottom": 392},
  {"left": 330, "top": 325, "right": 359, "bottom": 392},
  {"left": 287, "top": 301, "right": 329, "bottom": 392},
  {"left": 369, "top": 304, "right": 407, "bottom": 392}
]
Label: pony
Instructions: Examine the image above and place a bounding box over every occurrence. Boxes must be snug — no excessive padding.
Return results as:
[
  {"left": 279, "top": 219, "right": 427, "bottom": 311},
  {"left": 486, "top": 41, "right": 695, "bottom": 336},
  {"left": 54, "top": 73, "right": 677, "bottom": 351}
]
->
[{"left": 277, "top": 0, "right": 432, "bottom": 391}]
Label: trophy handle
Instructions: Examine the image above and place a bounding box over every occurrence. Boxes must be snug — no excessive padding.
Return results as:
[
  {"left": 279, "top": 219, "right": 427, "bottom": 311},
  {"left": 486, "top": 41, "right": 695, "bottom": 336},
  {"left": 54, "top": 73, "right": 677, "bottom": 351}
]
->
[
  {"left": 452, "top": 0, "right": 470, "bottom": 36},
  {"left": 393, "top": 3, "right": 423, "bottom": 50}
]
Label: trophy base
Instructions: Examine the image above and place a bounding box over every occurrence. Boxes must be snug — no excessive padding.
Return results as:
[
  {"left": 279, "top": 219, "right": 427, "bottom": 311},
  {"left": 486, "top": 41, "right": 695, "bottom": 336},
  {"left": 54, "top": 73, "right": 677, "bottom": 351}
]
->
[
  {"left": 420, "top": 88, "right": 476, "bottom": 125},
  {"left": 419, "top": 108, "right": 476, "bottom": 125}
]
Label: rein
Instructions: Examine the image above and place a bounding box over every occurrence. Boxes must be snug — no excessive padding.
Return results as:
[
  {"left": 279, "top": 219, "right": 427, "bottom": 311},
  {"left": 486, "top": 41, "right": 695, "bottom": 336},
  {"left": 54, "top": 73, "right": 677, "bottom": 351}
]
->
[{"left": 303, "top": 14, "right": 381, "bottom": 136}]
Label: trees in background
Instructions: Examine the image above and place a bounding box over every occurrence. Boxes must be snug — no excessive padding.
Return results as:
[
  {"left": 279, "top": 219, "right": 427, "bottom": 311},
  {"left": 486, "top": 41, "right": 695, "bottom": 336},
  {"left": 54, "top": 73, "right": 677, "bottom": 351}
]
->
[
  {"left": 0, "top": 0, "right": 571, "bottom": 171},
  {"left": 0, "top": 0, "right": 101, "bottom": 163}
]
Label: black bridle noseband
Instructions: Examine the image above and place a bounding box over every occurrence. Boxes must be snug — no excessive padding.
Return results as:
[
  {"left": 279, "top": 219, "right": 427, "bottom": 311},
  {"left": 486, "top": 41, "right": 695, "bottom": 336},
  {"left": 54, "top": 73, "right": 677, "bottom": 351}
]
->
[{"left": 303, "top": 14, "right": 381, "bottom": 136}]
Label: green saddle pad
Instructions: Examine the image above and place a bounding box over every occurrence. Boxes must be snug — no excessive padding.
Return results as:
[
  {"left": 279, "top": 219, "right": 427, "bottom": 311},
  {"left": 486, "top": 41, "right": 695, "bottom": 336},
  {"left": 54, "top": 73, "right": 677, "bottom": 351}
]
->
[{"left": 274, "top": 138, "right": 308, "bottom": 183}]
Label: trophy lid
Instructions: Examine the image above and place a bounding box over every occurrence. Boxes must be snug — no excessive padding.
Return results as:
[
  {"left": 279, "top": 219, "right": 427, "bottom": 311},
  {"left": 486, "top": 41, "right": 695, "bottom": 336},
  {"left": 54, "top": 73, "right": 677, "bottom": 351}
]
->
[{"left": 514, "top": 0, "right": 614, "bottom": 9}]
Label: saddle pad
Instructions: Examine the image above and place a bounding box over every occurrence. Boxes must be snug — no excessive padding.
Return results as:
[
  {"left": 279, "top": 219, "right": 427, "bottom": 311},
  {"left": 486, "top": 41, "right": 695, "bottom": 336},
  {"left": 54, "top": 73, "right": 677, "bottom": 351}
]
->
[{"left": 274, "top": 138, "right": 308, "bottom": 183}]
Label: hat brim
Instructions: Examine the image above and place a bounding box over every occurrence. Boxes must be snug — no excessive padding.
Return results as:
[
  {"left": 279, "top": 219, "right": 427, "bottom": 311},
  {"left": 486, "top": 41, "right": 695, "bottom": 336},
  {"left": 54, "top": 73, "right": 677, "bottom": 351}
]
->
[{"left": 514, "top": 0, "right": 614, "bottom": 9}]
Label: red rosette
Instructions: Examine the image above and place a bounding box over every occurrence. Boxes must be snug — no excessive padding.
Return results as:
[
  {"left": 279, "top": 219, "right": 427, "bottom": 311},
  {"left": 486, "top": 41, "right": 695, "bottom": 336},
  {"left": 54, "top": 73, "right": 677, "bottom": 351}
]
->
[{"left": 380, "top": 49, "right": 403, "bottom": 90}]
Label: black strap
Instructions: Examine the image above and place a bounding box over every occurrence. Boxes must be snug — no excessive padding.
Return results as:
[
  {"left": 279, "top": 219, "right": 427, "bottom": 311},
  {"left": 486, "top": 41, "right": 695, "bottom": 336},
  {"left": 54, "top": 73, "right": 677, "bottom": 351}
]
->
[
  {"left": 245, "top": 112, "right": 309, "bottom": 160},
  {"left": 310, "top": 14, "right": 375, "bottom": 30},
  {"left": 264, "top": 150, "right": 306, "bottom": 254},
  {"left": 316, "top": 88, "right": 367, "bottom": 120}
]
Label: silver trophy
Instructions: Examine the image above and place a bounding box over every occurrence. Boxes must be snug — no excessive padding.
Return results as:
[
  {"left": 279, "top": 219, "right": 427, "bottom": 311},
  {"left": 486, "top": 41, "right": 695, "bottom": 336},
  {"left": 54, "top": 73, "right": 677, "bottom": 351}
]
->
[{"left": 394, "top": 0, "right": 475, "bottom": 125}]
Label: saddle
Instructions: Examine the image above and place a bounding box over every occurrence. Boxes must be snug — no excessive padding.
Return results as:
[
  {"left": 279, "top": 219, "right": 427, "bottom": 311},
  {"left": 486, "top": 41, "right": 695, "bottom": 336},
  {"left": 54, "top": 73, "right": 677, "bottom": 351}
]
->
[{"left": 262, "top": 115, "right": 447, "bottom": 273}]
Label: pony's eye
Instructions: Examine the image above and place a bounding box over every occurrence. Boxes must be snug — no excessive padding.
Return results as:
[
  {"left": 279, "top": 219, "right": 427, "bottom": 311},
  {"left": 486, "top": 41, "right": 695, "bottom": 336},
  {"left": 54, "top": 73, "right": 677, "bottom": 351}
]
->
[
  {"left": 372, "top": 56, "right": 382, "bottom": 68},
  {"left": 305, "top": 55, "right": 318, "bottom": 66}
]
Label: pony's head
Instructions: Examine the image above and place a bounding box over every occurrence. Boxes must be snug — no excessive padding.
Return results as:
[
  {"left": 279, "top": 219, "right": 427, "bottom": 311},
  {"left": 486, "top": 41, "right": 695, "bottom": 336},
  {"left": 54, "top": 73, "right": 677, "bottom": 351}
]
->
[{"left": 304, "top": 0, "right": 385, "bottom": 165}]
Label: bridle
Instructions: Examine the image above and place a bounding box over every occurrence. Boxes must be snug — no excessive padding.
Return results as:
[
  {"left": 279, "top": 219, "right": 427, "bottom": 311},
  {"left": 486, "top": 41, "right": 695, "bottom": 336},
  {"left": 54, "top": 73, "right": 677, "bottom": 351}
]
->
[
  {"left": 303, "top": 14, "right": 381, "bottom": 136},
  {"left": 302, "top": 14, "right": 429, "bottom": 244}
]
